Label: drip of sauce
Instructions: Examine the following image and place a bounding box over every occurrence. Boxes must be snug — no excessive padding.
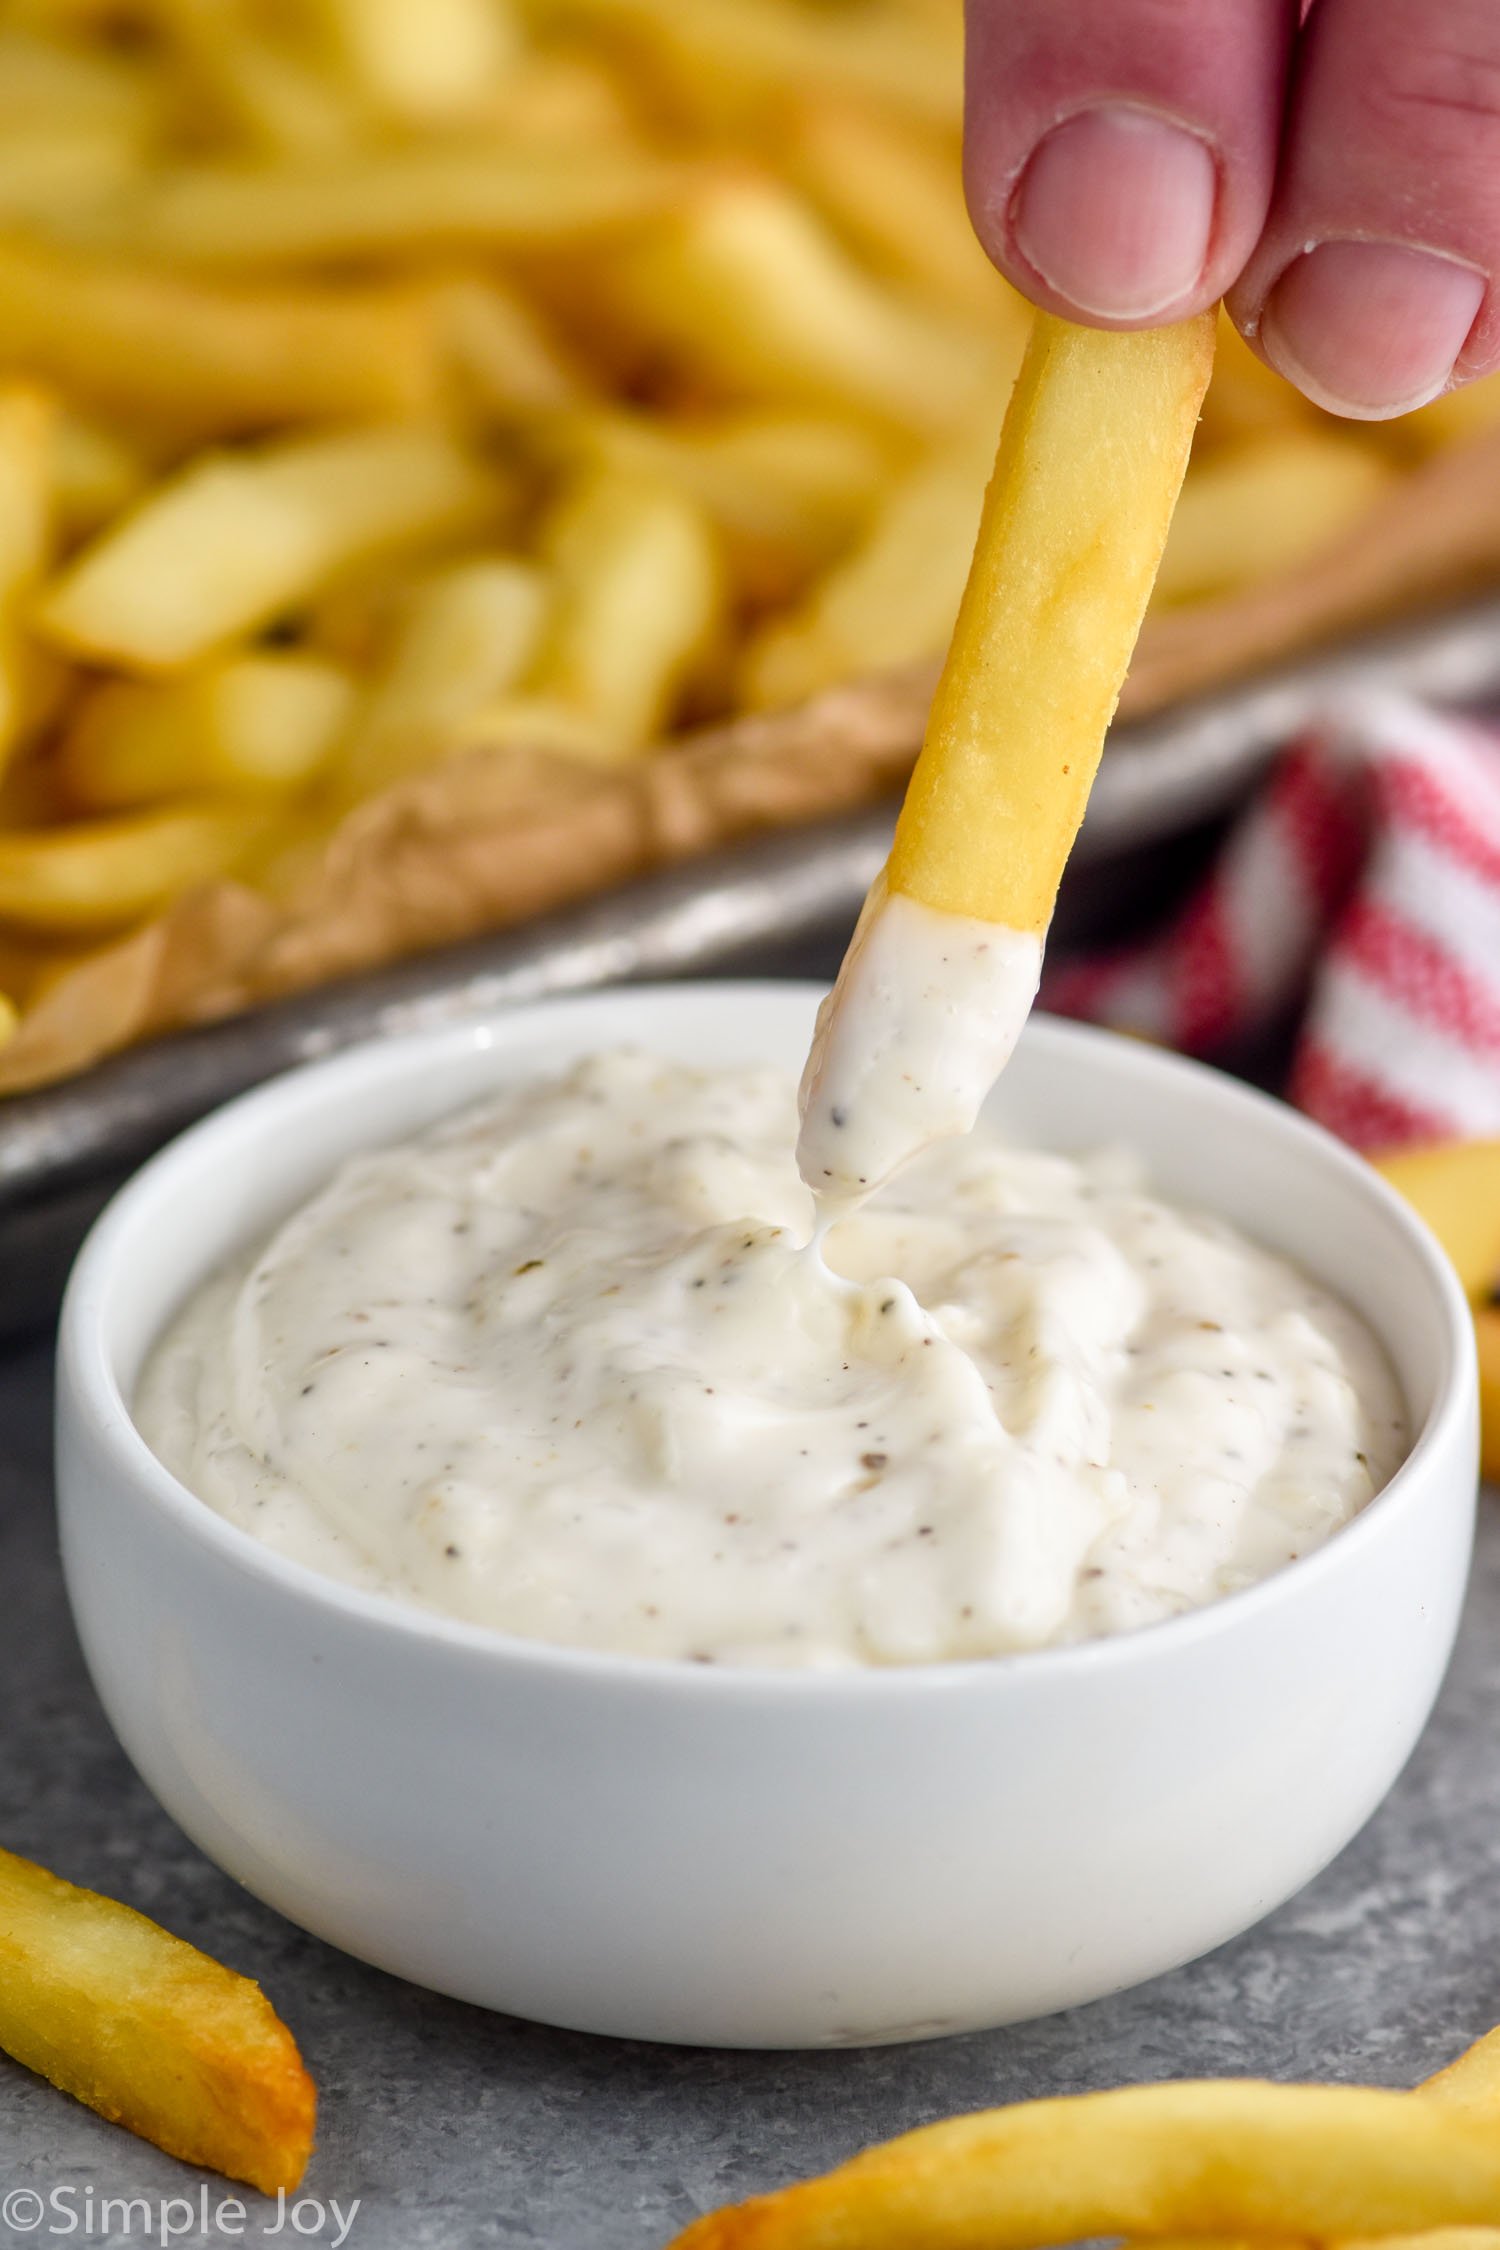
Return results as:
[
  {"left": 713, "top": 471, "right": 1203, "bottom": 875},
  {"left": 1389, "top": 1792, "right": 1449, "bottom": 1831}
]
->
[
  {"left": 796, "top": 877, "right": 1042, "bottom": 1215},
  {"left": 137, "top": 1052, "right": 1406, "bottom": 1670}
]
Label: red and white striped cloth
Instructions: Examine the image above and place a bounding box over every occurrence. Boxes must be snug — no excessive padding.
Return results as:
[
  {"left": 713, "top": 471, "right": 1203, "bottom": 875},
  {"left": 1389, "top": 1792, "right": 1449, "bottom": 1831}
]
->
[{"left": 1042, "top": 694, "right": 1500, "bottom": 1151}]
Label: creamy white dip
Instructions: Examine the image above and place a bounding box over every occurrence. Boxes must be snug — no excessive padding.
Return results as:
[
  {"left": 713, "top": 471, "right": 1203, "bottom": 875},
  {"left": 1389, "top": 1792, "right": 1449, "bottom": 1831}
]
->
[
  {"left": 797, "top": 879, "right": 1043, "bottom": 1209},
  {"left": 136, "top": 1050, "right": 1406, "bottom": 1670}
]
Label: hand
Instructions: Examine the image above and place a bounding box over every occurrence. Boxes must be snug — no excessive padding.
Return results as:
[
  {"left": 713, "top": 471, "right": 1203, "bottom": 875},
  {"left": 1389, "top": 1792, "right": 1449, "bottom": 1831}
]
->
[{"left": 964, "top": 0, "right": 1497, "bottom": 419}]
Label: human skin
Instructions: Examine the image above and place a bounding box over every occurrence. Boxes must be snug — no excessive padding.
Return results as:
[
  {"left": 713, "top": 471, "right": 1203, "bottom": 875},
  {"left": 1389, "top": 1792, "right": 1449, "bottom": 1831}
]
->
[{"left": 963, "top": 0, "right": 1500, "bottom": 419}]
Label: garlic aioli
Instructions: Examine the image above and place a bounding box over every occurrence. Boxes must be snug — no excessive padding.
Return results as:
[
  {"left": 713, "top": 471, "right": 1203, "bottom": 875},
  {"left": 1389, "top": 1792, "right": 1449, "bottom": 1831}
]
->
[
  {"left": 796, "top": 877, "right": 1042, "bottom": 1209},
  {"left": 137, "top": 1050, "right": 1406, "bottom": 1670}
]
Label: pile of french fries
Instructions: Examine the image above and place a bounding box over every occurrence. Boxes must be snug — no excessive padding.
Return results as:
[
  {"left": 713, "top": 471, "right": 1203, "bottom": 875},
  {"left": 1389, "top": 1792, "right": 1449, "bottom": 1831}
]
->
[{"left": 0, "top": 0, "right": 1494, "bottom": 1085}]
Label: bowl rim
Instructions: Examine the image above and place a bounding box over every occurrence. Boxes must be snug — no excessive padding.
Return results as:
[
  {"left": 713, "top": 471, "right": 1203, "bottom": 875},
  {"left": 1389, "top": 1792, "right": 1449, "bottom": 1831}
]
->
[{"left": 58, "top": 981, "right": 1478, "bottom": 1703}]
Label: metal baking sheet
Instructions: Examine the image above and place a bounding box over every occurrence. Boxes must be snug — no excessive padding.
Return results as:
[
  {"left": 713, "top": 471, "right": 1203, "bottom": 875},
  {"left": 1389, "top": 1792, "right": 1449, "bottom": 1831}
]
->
[{"left": 5, "top": 591, "right": 1500, "bottom": 1335}]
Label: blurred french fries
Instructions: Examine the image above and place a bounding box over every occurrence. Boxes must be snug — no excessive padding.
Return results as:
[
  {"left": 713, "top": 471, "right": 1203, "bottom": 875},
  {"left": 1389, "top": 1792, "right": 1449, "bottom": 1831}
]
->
[
  {"left": 550, "top": 0, "right": 963, "bottom": 131},
  {"left": 1154, "top": 430, "right": 1398, "bottom": 607},
  {"left": 61, "top": 654, "right": 357, "bottom": 809},
  {"left": 529, "top": 462, "right": 723, "bottom": 756},
  {"left": 331, "top": 556, "right": 547, "bottom": 801},
  {"left": 87, "top": 142, "right": 689, "bottom": 268},
  {"left": 0, "top": 235, "right": 441, "bottom": 434},
  {"left": 0, "top": 804, "right": 273, "bottom": 932},
  {"left": 547, "top": 406, "right": 891, "bottom": 602},
  {"left": 39, "top": 426, "right": 500, "bottom": 670},
  {"left": 313, "top": 0, "right": 521, "bottom": 125},
  {"left": 604, "top": 173, "right": 994, "bottom": 438},
  {"left": 742, "top": 411, "right": 1000, "bottom": 707},
  {"left": 0, "top": 383, "right": 54, "bottom": 767},
  {"left": 0, "top": 0, "right": 1494, "bottom": 1092}
]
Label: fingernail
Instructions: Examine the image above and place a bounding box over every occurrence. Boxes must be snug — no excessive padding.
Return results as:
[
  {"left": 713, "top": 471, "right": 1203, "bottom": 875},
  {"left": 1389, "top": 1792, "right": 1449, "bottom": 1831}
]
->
[
  {"left": 1012, "top": 105, "right": 1217, "bottom": 321},
  {"left": 1260, "top": 240, "right": 1485, "bottom": 419}
]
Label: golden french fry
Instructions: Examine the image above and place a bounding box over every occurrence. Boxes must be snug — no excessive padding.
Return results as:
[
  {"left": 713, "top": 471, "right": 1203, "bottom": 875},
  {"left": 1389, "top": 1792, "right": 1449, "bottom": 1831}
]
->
[
  {"left": 435, "top": 276, "right": 584, "bottom": 416},
  {"left": 0, "top": 235, "right": 440, "bottom": 434},
  {"left": 456, "top": 691, "right": 616, "bottom": 765},
  {"left": 668, "top": 2081, "right": 1500, "bottom": 2249},
  {"left": 556, "top": 0, "right": 961, "bottom": 129},
  {"left": 1371, "top": 1139, "right": 1500, "bottom": 1304},
  {"left": 742, "top": 413, "right": 999, "bottom": 708},
  {"left": 89, "top": 143, "right": 687, "bottom": 268},
  {"left": 313, "top": 0, "right": 518, "bottom": 123},
  {"left": 1198, "top": 310, "right": 1312, "bottom": 448},
  {"left": 606, "top": 175, "right": 993, "bottom": 438},
  {"left": 786, "top": 99, "right": 1014, "bottom": 328},
  {"left": 0, "top": 382, "right": 52, "bottom": 599},
  {"left": 0, "top": 26, "right": 161, "bottom": 138},
  {"left": 472, "top": 49, "right": 639, "bottom": 145},
  {"left": 1478, "top": 1307, "right": 1500, "bottom": 1483},
  {"left": 0, "top": 382, "right": 55, "bottom": 768},
  {"left": 51, "top": 412, "right": 151, "bottom": 542},
  {"left": 553, "top": 406, "right": 892, "bottom": 601},
  {"left": 0, "top": 803, "right": 271, "bottom": 931},
  {"left": 60, "top": 652, "right": 355, "bottom": 808},
  {"left": 149, "top": 0, "right": 365, "bottom": 161},
  {"left": 1137, "top": 2026, "right": 1500, "bottom": 2250},
  {"left": 0, "top": 989, "right": 15, "bottom": 1045},
  {"left": 37, "top": 425, "right": 498, "bottom": 672},
  {"left": 1403, "top": 371, "right": 1500, "bottom": 454},
  {"left": 331, "top": 557, "right": 548, "bottom": 801},
  {"left": 888, "top": 312, "right": 1215, "bottom": 929},
  {"left": 0, "top": 1843, "right": 313, "bottom": 2195},
  {"left": 1153, "top": 429, "right": 1396, "bottom": 607},
  {"left": 0, "top": 124, "right": 146, "bottom": 226},
  {"left": 1373, "top": 1139, "right": 1500, "bottom": 1482},
  {"left": 529, "top": 462, "right": 722, "bottom": 753}
]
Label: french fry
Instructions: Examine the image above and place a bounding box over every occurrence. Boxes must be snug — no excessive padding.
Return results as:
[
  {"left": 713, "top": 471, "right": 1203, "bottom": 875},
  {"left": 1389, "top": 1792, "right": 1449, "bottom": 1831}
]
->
[
  {"left": 51, "top": 412, "right": 151, "bottom": 543},
  {"left": 0, "top": 385, "right": 53, "bottom": 602},
  {"left": 552, "top": 405, "right": 892, "bottom": 601},
  {"left": 149, "top": 0, "right": 366, "bottom": 162},
  {"left": 0, "top": 125, "right": 147, "bottom": 227},
  {"left": 60, "top": 653, "right": 356, "bottom": 808},
  {"left": 1197, "top": 309, "right": 1313, "bottom": 449},
  {"left": 435, "top": 276, "right": 584, "bottom": 416},
  {"left": 452, "top": 690, "right": 615, "bottom": 764},
  {"left": 0, "top": 26, "right": 161, "bottom": 139},
  {"left": 91, "top": 143, "right": 688, "bottom": 268},
  {"left": 797, "top": 314, "right": 1213, "bottom": 1199},
  {"left": 0, "top": 990, "right": 15, "bottom": 1045},
  {"left": 786, "top": 99, "right": 1013, "bottom": 328},
  {"left": 0, "top": 382, "right": 55, "bottom": 768},
  {"left": 742, "top": 413, "right": 999, "bottom": 707},
  {"left": 0, "top": 1843, "right": 313, "bottom": 2195},
  {"left": 330, "top": 557, "right": 548, "bottom": 801},
  {"left": 0, "top": 803, "right": 272, "bottom": 931},
  {"left": 554, "top": 0, "right": 962, "bottom": 129},
  {"left": 528, "top": 462, "right": 723, "bottom": 754},
  {"left": 0, "top": 236, "right": 441, "bottom": 435},
  {"left": 37, "top": 425, "right": 499, "bottom": 672},
  {"left": 1402, "top": 371, "right": 1500, "bottom": 455},
  {"left": 887, "top": 313, "right": 1215, "bottom": 927},
  {"left": 1153, "top": 429, "right": 1396, "bottom": 607},
  {"left": 471, "top": 49, "right": 640, "bottom": 145},
  {"left": 314, "top": 0, "right": 519, "bottom": 124},
  {"left": 666, "top": 2081, "right": 1500, "bottom": 2249},
  {"left": 1045, "top": 2026, "right": 1500, "bottom": 2250},
  {"left": 1372, "top": 1139, "right": 1500, "bottom": 1481},
  {"left": 605, "top": 174, "right": 993, "bottom": 438}
]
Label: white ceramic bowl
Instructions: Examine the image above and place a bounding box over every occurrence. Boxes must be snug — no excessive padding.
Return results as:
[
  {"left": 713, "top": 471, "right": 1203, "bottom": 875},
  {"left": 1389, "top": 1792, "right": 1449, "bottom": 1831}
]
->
[{"left": 57, "top": 984, "right": 1478, "bottom": 2048}]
